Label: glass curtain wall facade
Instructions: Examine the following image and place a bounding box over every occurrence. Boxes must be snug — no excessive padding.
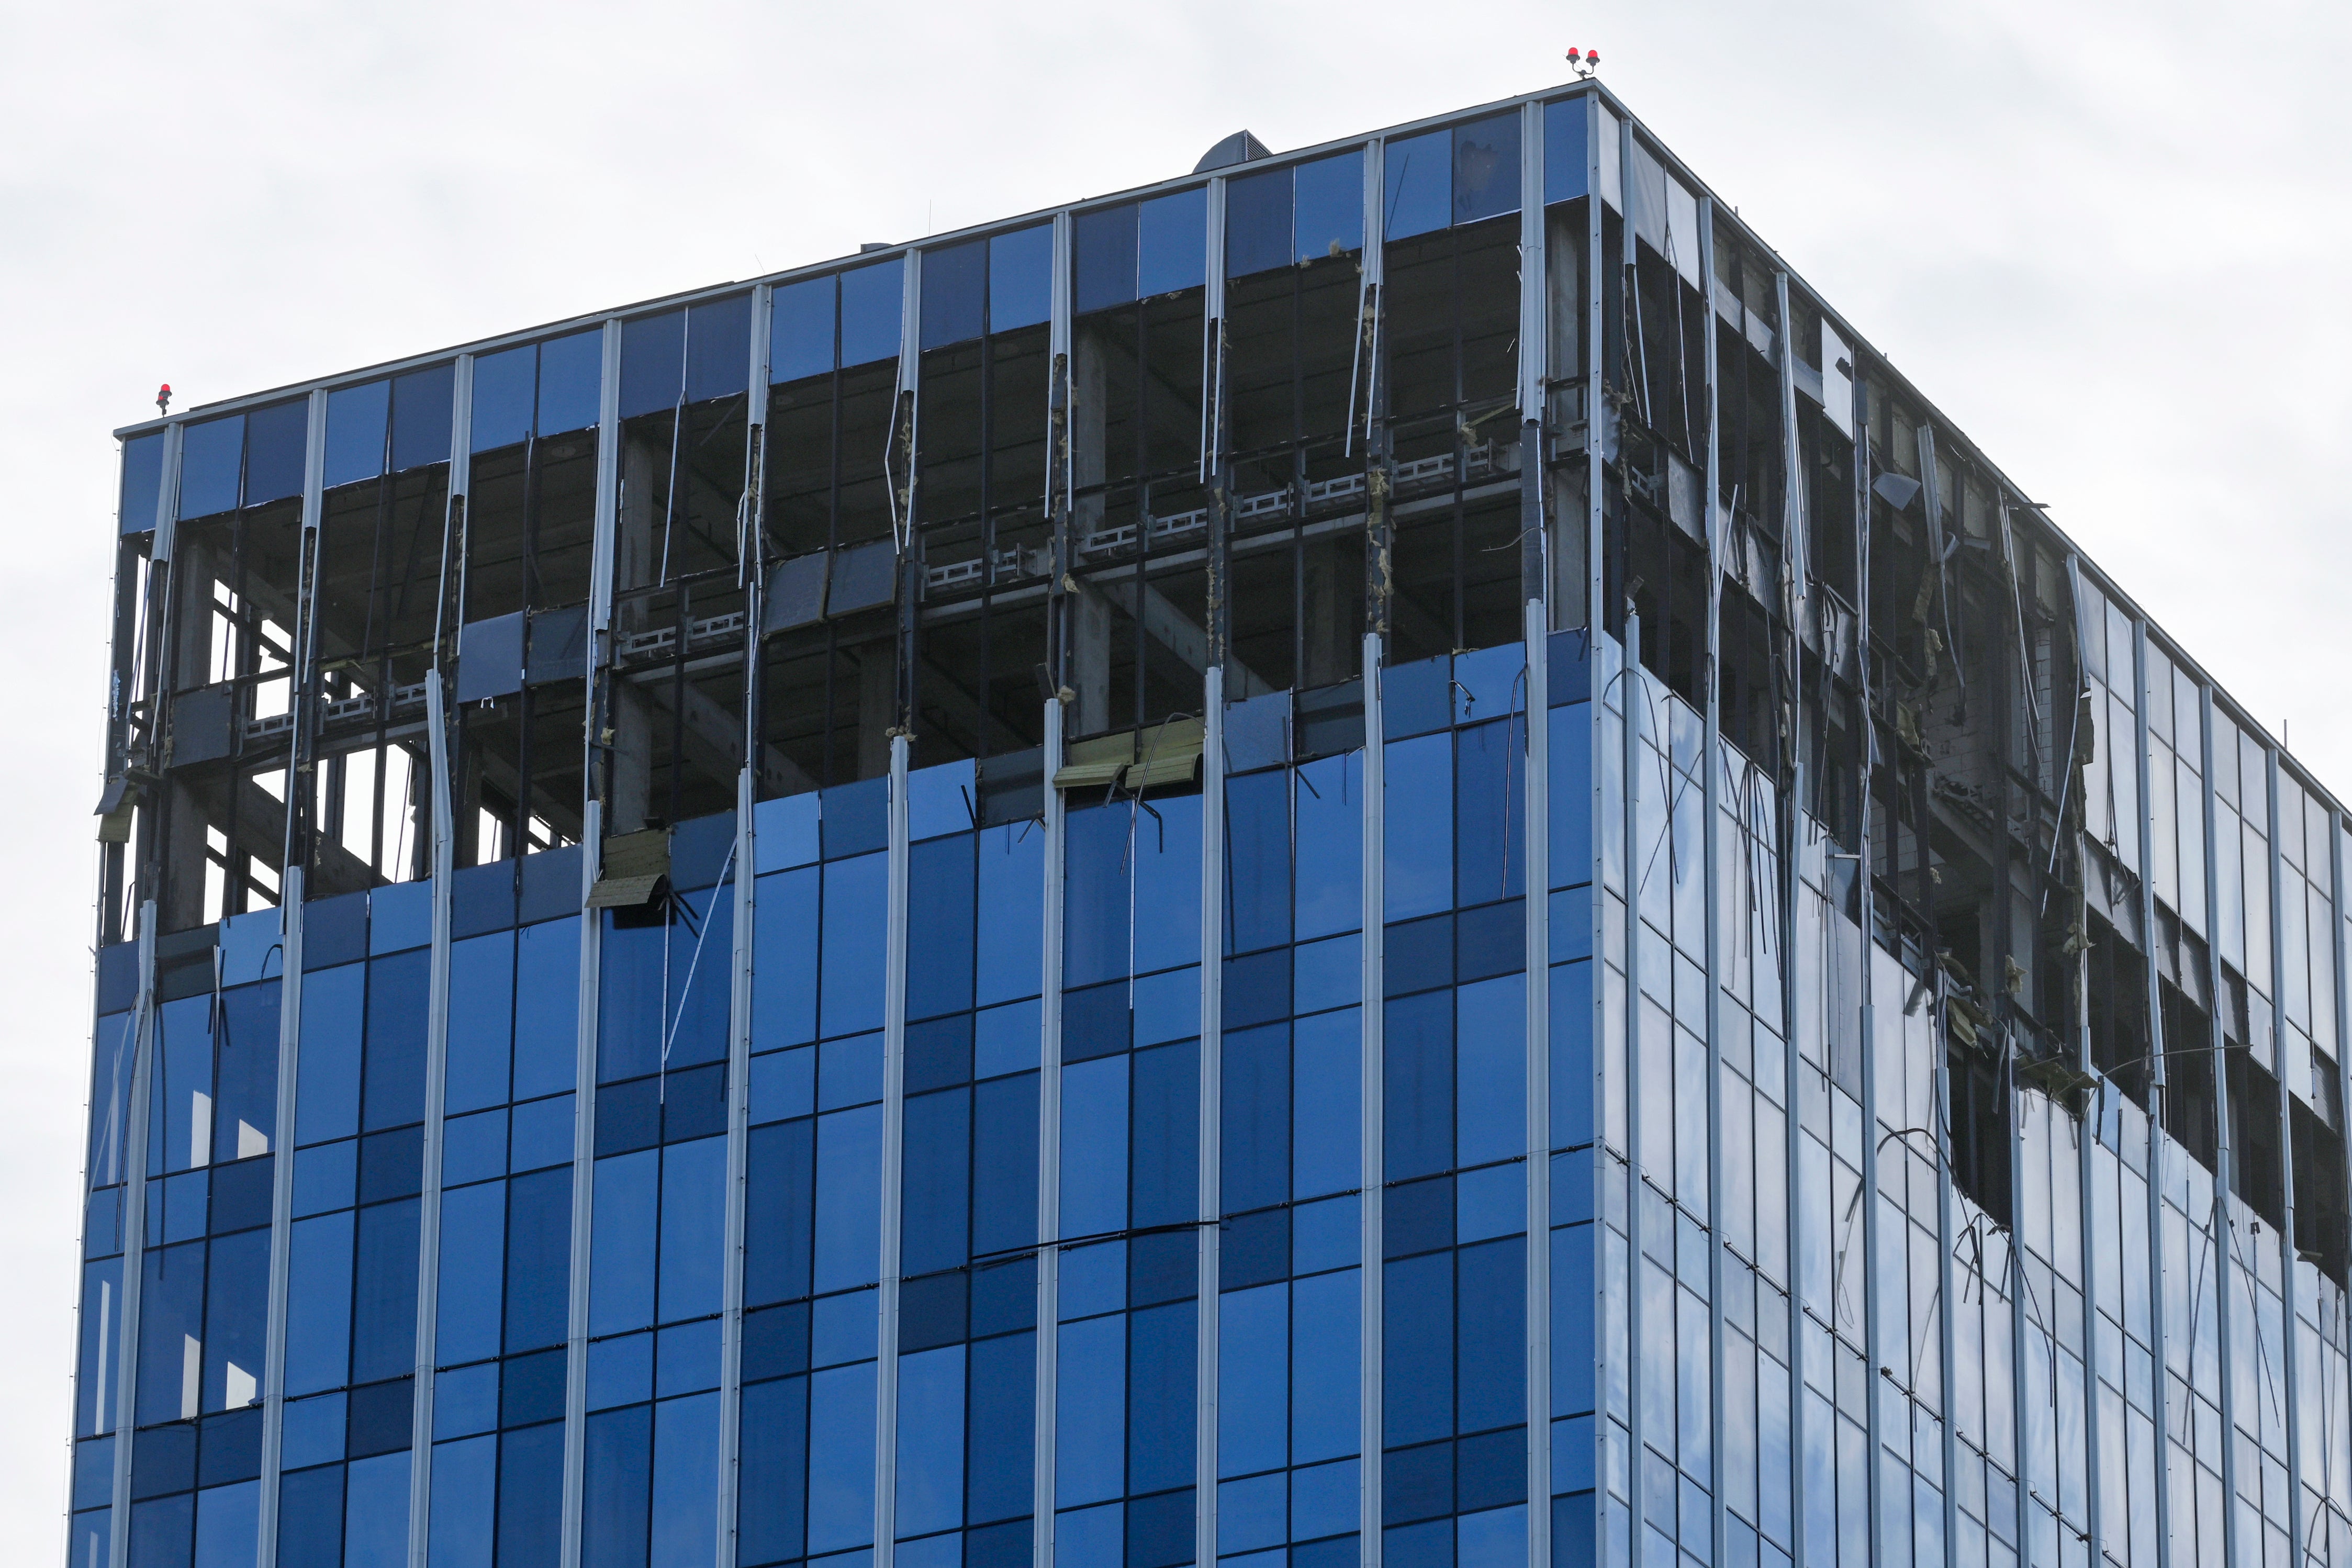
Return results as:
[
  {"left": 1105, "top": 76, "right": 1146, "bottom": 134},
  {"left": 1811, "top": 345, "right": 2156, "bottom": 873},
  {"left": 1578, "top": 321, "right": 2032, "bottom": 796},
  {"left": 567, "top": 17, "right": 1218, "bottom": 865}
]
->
[{"left": 73, "top": 82, "right": 2352, "bottom": 1568}]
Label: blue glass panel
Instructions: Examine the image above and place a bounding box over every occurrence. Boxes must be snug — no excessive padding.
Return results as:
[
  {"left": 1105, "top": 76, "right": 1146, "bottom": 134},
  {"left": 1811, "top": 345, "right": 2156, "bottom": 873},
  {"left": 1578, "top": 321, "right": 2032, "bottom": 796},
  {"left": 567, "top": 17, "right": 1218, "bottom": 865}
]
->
[
  {"left": 752, "top": 1047, "right": 815, "bottom": 1125},
  {"left": 1384, "top": 734, "right": 1453, "bottom": 922},
  {"left": 1219, "top": 1284, "right": 1287, "bottom": 1476},
  {"left": 430, "top": 1437, "right": 496, "bottom": 1568},
  {"left": 1455, "top": 1163, "right": 1522, "bottom": 1243},
  {"left": 813, "top": 1105, "right": 882, "bottom": 1292},
  {"left": 536, "top": 330, "right": 603, "bottom": 437},
  {"left": 435, "top": 1363, "right": 497, "bottom": 1439},
  {"left": 971, "top": 1073, "right": 1038, "bottom": 1260},
  {"left": 589, "top": 1332, "right": 651, "bottom": 1410},
  {"left": 1219, "top": 1471, "right": 1285, "bottom": 1550},
  {"left": 121, "top": 430, "right": 165, "bottom": 534},
  {"left": 438, "top": 1180, "right": 507, "bottom": 1365},
  {"left": 1134, "top": 795, "right": 1202, "bottom": 973},
  {"left": 1059, "top": 1240, "right": 1125, "bottom": 1320},
  {"left": 657, "top": 1318, "right": 721, "bottom": 1397},
  {"left": 1294, "top": 935, "right": 1358, "bottom": 1018},
  {"left": 895, "top": 1343, "right": 967, "bottom": 1537},
  {"left": 344, "top": 1449, "right": 410, "bottom": 1568},
  {"left": 686, "top": 294, "right": 752, "bottom": 402},
  {"left": 194, "top": 1476, "right": 261, "bottom": 1561},
  {"left": 1225, "top": 167, "right": 1291, "bottom": 278},
  {"left": 390, "top": 364, "right": 454, "bottom": 470},
  {"left": 510, "top": 1094, "right": 573, "bottom": 1174},
  {"left": 1547, "top": 960, "right": 1592, "bottom": 1152},
  {"left": 839, "top": 260, "right": 905, "bottom": 368},
  {"left": 1226, "top": 769, "right": 1291, "bottom": 955},
  {"left": 990, "top": 225, "right": 1054, "bottom": 331},
  {"left": 1294, "top": 152, "right": 1364, "bottom": 262},
  {"left": 286, "top": 1212, "right": 354, "bottom": 1395},
  {"left": 1127, "top": 1302, "right": 1196, "bottom": 1493},
  {"left": 1294, "top": 754, "right": 1362, "bottom": 940},
  {"left": 1291, "top": 1273, "right": 1360, "bottom": 1463},
  {"left": 1383, "top": 1250, "right": 1452, "bottom": 1446},
  {"left": 1222, "top": 1023, "right": 1289, "bottom": 1215},
  {"left": 1383, "top": 130, "right": 1451, "bottom": 242},
  {"left": 966, "top": 1331, "right": 1035, "bottom": 1523},
  {"left": 1383, "top": 991, "right": 1452, "bottom": 1182},
  {"left": 1452, "top": 114, "right": 1521, "bottom": 226},
  {"left": 283, "top": 1392, "right": 346, "bottom": 1469},
  {"left": 1454, "top": 720, "right": 1524, "bottom": 908},
  {"left": 473, "top": 344, "right": 537, "bottom": 451},
  {"left": 1548, "top": 708, "right": 1592, "bottom": 891},
  {"left": 1292, "top": 1009, "right": 1360, "bottom": 1200},
  {"left": 590, "top": 1151, "right": 658, "bottom": 1336},
  {"left": 1132, "top": 967, "right": 1197, "bottom": 1047},
  {"left": 1056, "top": 1313, "right": 1124, "bottom": 1506},
  {"left": 910, "top": 758, "right": 978, "bottom": 841},
  {"left": 1131, "top": 1042, "right": 1199, "bottom": 1230},
  {"left": 745, "top": 1119, "right": 814, "bottom": 1307},
  {"left": 1455, "top": 1504, "right": 1525, "bottom": 1568},
  {"left": 901, "top": 1090, "right": 970, "bottom": 1276},
  {"left": 755, "top": 868, "right": 821, "bottom": 1049},
  {"left": 362, "top": 950, "right": 429, "bottom": 1131},
  {"left": 352, "top": 1197, "right": 421, "bottom": 1383},
  {"left": 278, "top": 1468, "right": 344, "bottom": 1567},
  {"left": 806, "top": 1363, "right": 878, "bottom": 1552},
  {"left": 1455, "top": 1239, "right": 1526, "bottom": 1432},
  {"left": 1292, "top": 1195, "right": 1357, "bottom": 1275},
  {"left": 214, "top": 980, "right": 279, "bottom": 1163},
  {"left": 658, "top": 1138, "right": 726, "bottom": 1322},
  {"left": 652, "top": 1392, "right": 721, "bottom": 1567},
  {"left": 1059, "top": 1502, "right": 1121, "bottom": 1568},
  {"left": 445, "top": 932, "right": 515, "bottom": 1115},
  {"left": 1455, "top": 977, "right": 1524, "bottom": 1170},
  {"left": 1293, "top": 1458, "right": 1359, "bottom": 1539},
  {"left": 511, "top": 917, "right": 580, "bottom": 1100},
  {"left": 499, "top": 1423, "right": 564, "bottom": 1567},
  {"left": 584, "top": 1404, "right": 651, "bottom": 1568},
  {"left": 975, "top": 999, "right": 1039, "bottom": 1078},
  {"left": 243, "top": 400, "right": 308, "bottom": 506},
  {"left": 976, "top": 823, "right": 1044, "bottom": 1005},
  {"left": 739, "top": 1375, "right": 809, "bottom": 1562},
  {"left": 1075, "top": 205, "right": 1138, "bottom": 315},
  {"left": 177, "top": 415, "right": 244, "bottom": 520},
  {"left": 1138, "top": 189, "right": 1207, "bottom": 297},
  {"left": 821, "top": 854, "right": 889, "bottom": 1038},
  {"left": 771, "top": 277, "right": 835, "bottom": 385},
  {"left": 1543, "top": 99, "right": 1589, "bottom": 205},
  {"left": 820, "top": 1032, "right": 883, "bottom": 1110},
  {"left": 325, "top": 380, "right": 390, "bottom": 488},
  {"left": 1059, "top": 1056, "right": 1127, "bottom": 1239},
  {"left": 909, "top": 835, "right": 976, "bottom": 1021},
  {"left": 621, "top": 310, "right": 686, "bottom": 419},
  {"left": 921, "top": 239, "right": 988, "bottom": 351}
]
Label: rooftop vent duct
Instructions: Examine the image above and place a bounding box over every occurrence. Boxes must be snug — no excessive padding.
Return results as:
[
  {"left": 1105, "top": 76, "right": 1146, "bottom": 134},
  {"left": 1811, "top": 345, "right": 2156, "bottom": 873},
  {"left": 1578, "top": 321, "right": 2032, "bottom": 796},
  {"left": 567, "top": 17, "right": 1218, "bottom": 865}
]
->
[{"left": 1194, "top": 130, "right": 1273, "bottom": 173}]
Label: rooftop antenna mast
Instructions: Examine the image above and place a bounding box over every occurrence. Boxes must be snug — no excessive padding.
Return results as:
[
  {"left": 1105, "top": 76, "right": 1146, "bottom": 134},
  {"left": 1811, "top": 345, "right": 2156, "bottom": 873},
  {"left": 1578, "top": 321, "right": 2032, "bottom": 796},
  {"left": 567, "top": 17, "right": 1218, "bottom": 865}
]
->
[{"left": 1567, "top": 46, "right": 1598, "bottom": 78}]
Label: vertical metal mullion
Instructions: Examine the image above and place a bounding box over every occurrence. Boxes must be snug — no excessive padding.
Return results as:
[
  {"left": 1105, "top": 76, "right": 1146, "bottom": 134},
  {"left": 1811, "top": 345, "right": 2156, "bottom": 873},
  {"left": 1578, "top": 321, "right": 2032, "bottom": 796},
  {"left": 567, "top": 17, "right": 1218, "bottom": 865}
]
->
[
  {"left": 1034, "top": 698, "right": 1066, "bottom": 1568},
  {"left": 2264, "top": 744, "right": 2305, "bottom": 1568},
  {"left": 2191, "top": 676, "right": 2244, "bottom": 1568},
  {"left": 1520, "top": 83, "right": 1554, "bottom": 1568},
  {"left": 1769, "top": 266, "right": 1809, "bottom": 1568},
  {"left": 407, "top": 354, "right": 474, "bottom": 1567},
  {"left": 561, "top": 316, "right": 624, "bottom": 1568},
  {"left": 106, "top": 902, "right": 160, "bottom": 1568},
  {"left": 2130, "top": 617, "right": 2174, "bottom": 1568},
  {"left": 257, "top": 387, "right": 326, "bottom": 1568},
  {"left": 717, "top": 278, "right": 773, "bottom": 1568},
  {"left": 875, "top": 734, "right": 912, "bottom": 1568},
  {"left": 1359, "top": 632, "right": 1385, "bottom": 1568},
  {"left": 1522, "top": 595, "right": 1553, "bottom": 1549},
  {"left": 1694, "top": 192, "right": 1728, "bottom": 1568},
  {"left": 1196, "top": 666, "right": 1225, "bottom": 1568}
]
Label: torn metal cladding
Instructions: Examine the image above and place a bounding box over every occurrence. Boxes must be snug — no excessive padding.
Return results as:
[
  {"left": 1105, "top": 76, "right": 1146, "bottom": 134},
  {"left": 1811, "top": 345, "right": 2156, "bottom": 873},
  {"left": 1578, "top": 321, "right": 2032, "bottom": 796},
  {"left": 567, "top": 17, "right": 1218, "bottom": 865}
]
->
[{"left": 71, "top": 80, "right": 2352, "bottom": 1568}]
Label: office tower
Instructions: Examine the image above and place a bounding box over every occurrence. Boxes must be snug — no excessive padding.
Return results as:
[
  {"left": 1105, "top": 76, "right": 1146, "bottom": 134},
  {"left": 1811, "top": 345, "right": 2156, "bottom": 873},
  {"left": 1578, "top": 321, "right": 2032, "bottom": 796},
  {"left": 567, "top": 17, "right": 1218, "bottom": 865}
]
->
[{"left": 70, "top": 81, "right": 2352, "bottom": 1568}]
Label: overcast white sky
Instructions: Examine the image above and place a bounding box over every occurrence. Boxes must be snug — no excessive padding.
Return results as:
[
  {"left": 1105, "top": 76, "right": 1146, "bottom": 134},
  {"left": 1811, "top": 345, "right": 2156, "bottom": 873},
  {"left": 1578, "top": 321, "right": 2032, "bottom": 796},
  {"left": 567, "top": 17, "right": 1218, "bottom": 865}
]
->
[{"left": 3, "top": 0, "right": 2348, "bottom": 1551}]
